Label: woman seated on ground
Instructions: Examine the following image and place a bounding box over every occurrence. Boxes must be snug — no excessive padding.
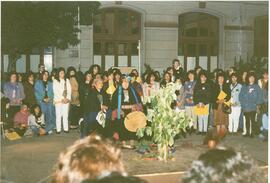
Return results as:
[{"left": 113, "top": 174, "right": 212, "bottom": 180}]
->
[
  {"left": 51, "top": 135, "right": 125, "bottom": 183},
  {"left": 182, "top": 147, "right": 266, "bottom": 183},
  {"left": 13, "top": 104, "right": 29, "bottom": 136},
  {"left": 28, "top": 104, "right": 46, "bottom": 136}
]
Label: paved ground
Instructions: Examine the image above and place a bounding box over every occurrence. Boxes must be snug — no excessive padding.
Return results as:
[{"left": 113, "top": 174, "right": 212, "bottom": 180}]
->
[{"left": 1, "top": 131, "right": 268, "bottom": 183}]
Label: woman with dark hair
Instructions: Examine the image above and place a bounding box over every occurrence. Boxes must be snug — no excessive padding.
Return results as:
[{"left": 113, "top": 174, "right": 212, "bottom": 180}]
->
[
  {"left": 113, "top": 69, "right": 122, "bottom": 87},
  {"left": 142, "top": 72, "right": 160, "bottom": 104},
  {"left": 228, "top": 73, "right": 242, "bottom": 133},
  {"left": 194, "top": 66, "right": 203, "bottom": 78},
  {"left": 66, "top": 67, "right": 81, "bottom": 129},
  {"left": 193, "top": 70, "right": 212, "bottom": 133},
  {"left": 160, "top": 72, "right": 172, "bottom": 88},
  {"left": 212, "top": 72, "right": 231, "bottom": 134},
  {"left": 4, "top": 72, "right": 25, "bottom": 129},
  {"left": 166, "top": 67, "right": 174, "bottom": 82},
  {"left": 22, "top": 72, "right": 36, "bottom": 107},
  {"left": 154, "top": 71, "right": 161, "bottom": 82},
  {"left": 53, "top": 67, "right": 71, "bottom": 133},
  {"left": 89, "top": 64, "right": 101, "bottom": 78},
  {"left": 184, "top": 70, "right": 197, "bottom": 130},
  {"left": 239, "top": 72, "right": 263, "bottom": 137},
  {"left": 28, "top": 104, "right": 46, "bottom": 135},
  {"left": 50, "top": 68, "right": 58, "bottom": 81},
  {"left": 35, "top": 70, "right": 55, "bottom": 133},
  {"left": 172, "top": 58, "right": 185, "bottom": 80}
]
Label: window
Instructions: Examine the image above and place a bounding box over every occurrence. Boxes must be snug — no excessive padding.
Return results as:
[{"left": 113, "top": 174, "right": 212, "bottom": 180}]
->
[
  {"left": 178, "top": 12, "right": 219, "bottom": 71},
  {"left": 93, "top": 8, "right": 141, "bottom": 71},
  {"left": 254, "top": 16, "right": 268, "bottom": 58}
]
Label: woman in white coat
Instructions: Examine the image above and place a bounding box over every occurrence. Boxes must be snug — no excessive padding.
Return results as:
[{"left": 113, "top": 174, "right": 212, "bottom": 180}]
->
[{"left": 53, "top": 67, "right": 71, "bottom": 133}]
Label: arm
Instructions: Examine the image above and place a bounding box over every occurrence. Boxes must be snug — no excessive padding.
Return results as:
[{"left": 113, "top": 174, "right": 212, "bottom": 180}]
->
[
  {"left": 66, "top": 79, "right": 72, "bottom": 100},
  {"left": 34, "top": 81, "right": 44, "bottom": 103}
]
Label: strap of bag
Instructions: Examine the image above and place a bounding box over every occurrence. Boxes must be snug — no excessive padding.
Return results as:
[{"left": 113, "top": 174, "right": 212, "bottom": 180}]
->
[{"left": 117, "top": 86, "right": 122, "bottom": 120}]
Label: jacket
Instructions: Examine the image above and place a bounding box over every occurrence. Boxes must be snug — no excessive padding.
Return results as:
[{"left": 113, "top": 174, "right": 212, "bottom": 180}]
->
[
  {"left": 23, "top": 81, "right": 36, "bottom": 106},
  {"left": 34, "top": 80, "right": 54, "bottom": 104},
  {"left": 230, "top": 83, "right": 242, "bottom": 106},
  {"left": 4, "top": 82, "right": 25, "bottom": 106},
  {"left": 212, "top": 83, "right": 231, "bottom": 110},
  {"left": 184, "top": 80, "right": 196, "bottom": 106},
  {"left": 53, "top": 78, "right": 71, "bottom": 103},
  {"left": 193, "top": 81, "right": 212, "bottom": 105},
  {"left": 239, "top": 83, "right": 263, "bottom": 112}
]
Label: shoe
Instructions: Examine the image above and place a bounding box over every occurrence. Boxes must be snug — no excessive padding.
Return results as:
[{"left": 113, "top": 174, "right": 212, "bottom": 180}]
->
[{"left": 56, "top": 131, "right": 61, "bottom": 134}]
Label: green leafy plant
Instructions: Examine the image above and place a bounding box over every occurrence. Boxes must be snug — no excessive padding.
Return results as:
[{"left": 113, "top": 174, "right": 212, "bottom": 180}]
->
[{"left": 137, "top": 83, "right": 190, "bottom": 161}]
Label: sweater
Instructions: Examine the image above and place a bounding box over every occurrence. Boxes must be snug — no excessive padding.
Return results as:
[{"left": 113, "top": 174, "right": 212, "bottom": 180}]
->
[
  {"left": 4, "top": 82, "right": 25, "bottom": 106},
  {"left": 193, "top": 82, "right": 212, "bottom": 105}
]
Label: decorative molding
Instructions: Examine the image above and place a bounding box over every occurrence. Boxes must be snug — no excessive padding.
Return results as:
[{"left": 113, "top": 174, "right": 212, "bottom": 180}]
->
[
  {"left": 144, "top": 22, "right": 178, "bottom": 28},
  {"left": 224, "top": 25, "right": 253, "bottom": 31}
]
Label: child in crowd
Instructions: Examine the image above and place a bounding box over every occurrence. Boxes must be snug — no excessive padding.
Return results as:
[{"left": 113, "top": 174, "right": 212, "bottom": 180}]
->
[{"left": 28, "top": 104, "right": 47, "bottom": 136}]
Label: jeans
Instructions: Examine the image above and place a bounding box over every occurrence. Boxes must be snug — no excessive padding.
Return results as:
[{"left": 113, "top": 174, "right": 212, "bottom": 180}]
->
[
  {"left": 39, "top": 102, "right": 55, "bottom": 132},
  {"left": 198, "top": 115, "right": 208, "bottom": 132}
]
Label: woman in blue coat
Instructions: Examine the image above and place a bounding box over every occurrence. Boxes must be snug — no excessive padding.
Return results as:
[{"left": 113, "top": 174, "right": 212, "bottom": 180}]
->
[
  {"left": 34, "top": 71, "right": 55, "bottom": 133},
  {"left": 239, "top": 72, "right": 263, "bottom": 137}
]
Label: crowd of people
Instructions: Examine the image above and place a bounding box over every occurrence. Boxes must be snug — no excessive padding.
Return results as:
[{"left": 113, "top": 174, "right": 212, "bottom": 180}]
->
[{"left": 1, "top": 58, "right": 268, "bottom": 145}]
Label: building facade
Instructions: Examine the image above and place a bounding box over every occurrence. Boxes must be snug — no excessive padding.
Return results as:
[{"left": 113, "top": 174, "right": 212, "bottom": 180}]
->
[{"left": 3, "top": 1, "right": 268, "bottom": 73}]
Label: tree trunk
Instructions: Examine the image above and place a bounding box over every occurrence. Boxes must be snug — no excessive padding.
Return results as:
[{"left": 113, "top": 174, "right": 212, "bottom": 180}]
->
[{"left": 7, "top": 53, "right": 21, "bottom": 72}]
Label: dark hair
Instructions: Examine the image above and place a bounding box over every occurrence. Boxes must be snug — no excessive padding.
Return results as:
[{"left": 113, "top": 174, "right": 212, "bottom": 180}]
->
[
  {"left": 216, "top": 72, "right": 226, "bottom": 83},
  {"left": 66, "top": 66, "right": 77, "bottom": 78},
  {"left": 55, "top": 67, "right": 66, "bottom": 82},
  {"left": 195, "top": 66, "right": 203, "bottom": 73},
  {"left": 154, "top": 71, "right": 161, "bottom": 82},
  {"left": 130, "top": 69, "right": 139, "bottom": 77},
  {"left": 166, "top": 67, "right": 173, "bottom": 72},
  {"left": 163, "top": 71, "right": 172, "bottom": 81},
  {"left": 182, "top": 148, "right": 265, "bottom": 183},
  {"left": 198, "top": 70, "right": 208, "bottom": 82},
  {"left": 26, "top": 71, "right": 35, "bottom": 81},
  {"left": 113, "top": 70, "right": 122, "bottom": 78},
  {"left": 172, "top": 59, "right": 180, "bottom": 65},
  {"left": 30, "top": 104, "right": 42, "bottom": 117},
  {"left": 82, "top": 172, "right": 147, "bottom": 183},
  {"left": 146, "top": 72, "right": 156, "bottom": 84},
  {"left": 9, "top": 71, "right": 17, "bottom": 81},
  {"left": 246, "top": 72, "right": 257, "bottom": 84},
  {"left": 89, "top": 65, "right": 101, "bottom": 76},
  {"left": 40, "top": 70, "right": 50, "bottom": 80},
  {"left": 187, "top": 70, "right": 196, "bottom": 80}
]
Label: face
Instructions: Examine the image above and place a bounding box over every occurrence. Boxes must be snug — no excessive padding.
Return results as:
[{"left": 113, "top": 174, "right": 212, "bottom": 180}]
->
[
  {"left": 28, "top": 74, "right": 34, "bottom": 82},
  {"left": 115, "top": 74, "right": 121, "bottom": 81},
  {"left": 168, "top": 69, "right": 173, "bottom": 75},
  {"left": 43, "top": 72, "right": 49, "bottom": 81},
  {"left": 95, "top": 74, "right": 101, "bottom": 80},
  {"left": 200, "top": 75, "right": 207, "bottom": 83},
  {"left": 21, "top": 105, "right": 28, "bottom": 112},
  {"left": 122, "top": 79, "right": 129, "bottom": 89},
  {"left": 132, "top": 70, "right": 138, "bottom": 76},
  {"left": 150, "top": 75, "right": 155, "bottom": 82},
  {"left": 39, "top": 65, "right": 45, "bottom": 72},
  {"left": 93, "top": 66, "right": 99, "bottom": 74},
  {"left": 108, "top": 73, "right": 114, "bottom": 80},
  {"left": 59, "top": 71, "right": 65, "bottom": 79},
  {"left": 10, "top": 74, "right": 17, "bottom": 83},
  {"left": 231, "top": 76, "right": 237, "bottom": 83},
  {"left": 94, "top": 80, "right": 103, "bottom": 90},
  {"left": 263, "top": 73, "right": 268, "bottom": 81},
  {"left": 188, "top": 73, "right": 194, "bottom": 81},
  {"left": 34, "top": 106, "right": 40, "bottom": 114},
  {"left": 85, "top": 74, "right": 92, "bottom": 82},
  {"left": 173, "top": 61, "right": 180, "bottom": 68},
  {"left": 248, "top": 76, "right": 255, "bottom": 84},
  {"left": 70, "top": 70, "right": 75, "bottom": 76},
  {"left": 164, "top": 73, "right": 170, "bottom": 81},
  {"left": 218, "top": 76, "right": 224, "bottom": 84}
]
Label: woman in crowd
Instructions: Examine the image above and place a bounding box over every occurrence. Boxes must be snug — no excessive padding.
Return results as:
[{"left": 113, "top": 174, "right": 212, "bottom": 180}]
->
[
  {"left": 4, "top": 72, "right": 25, "bottom": 129},
  {"left": 160, "top": 72, "right": 172, "bottom": 88},
  {"left": 172, "top": 59, "right": 185, "bottom": 79},
  {"left": 111, "top": 75, "right": 143, "bottom": 148},
  {"left": 28, "top": 104, "right": 46, "bottom": 136},
  {"left": 174, "top": 76, "right": 185, "bottom": 112},
  {"left": 142, "top": 72, "right": 160, "bottom": 103},
  {"left": 13, "top": 104, "right": 29, "bottom": 136},
  {"left": 154, "top": 71, "right": 161, "bottom": 82},
  {"left": 129, "top": 72, "right": 143, "bottom": 99},
  {"left": 193, "top": 70, "right": 212, "bottom": 133},
  {"left": 166, "top": 67, "right": 174, "bottom": 82},
  {"left": 22, "top": 72, "right": 36, "bottom": 108},
  {"left": 67, "top": 67, "right": 81, "bottom": 129},
  {"left": 81, "top": 78, "right": 109, "bottom": 138},
  {"left": 228, "top": 73, "right": 242, "bottom": 133},
  {"left": 184, "top": 70, "right": 197, "bottom": 130},
  {"left": 103, "top": 69, "right": 116, "bottom": 101},
  {"left": 239, "top": 72, "right": 262, "bottom": 137},
  {"left": 113, "top": 69, "right": 122, "bottom": 87},
  {"left": 51, "top": 135, "right": 125, "bottom": 183},
  {"left": 212, "top": 72, "right": 231, "bottom": 134},
  {"left": 53, "top": 67, "right": 71, "bottom": 133},
  {"left": 35, "top": 71, "right": 55, "bottom": 133},
  {"left": 89, "top": 64, "right": 101, "bottom": 78}
]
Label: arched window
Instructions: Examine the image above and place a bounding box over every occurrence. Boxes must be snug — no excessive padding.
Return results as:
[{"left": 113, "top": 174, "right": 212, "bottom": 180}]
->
[
  {"left": 178, "top": 12, "right": 219, "bottom": 71},
  {"left": 93, "top": 8, "right": 141, "bottom": 71},
  {"left": 254, "top": 15, "right": 268, "bottom": 58}
]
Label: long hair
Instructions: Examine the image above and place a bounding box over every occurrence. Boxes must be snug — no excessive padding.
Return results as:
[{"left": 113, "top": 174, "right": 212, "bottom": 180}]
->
[
  {"left": 30, "top": 104, "right": 42, "bottom": 118},
  {"left": 89, "top": 64, "right": 101, "bottom": 76},
  {"left": 66, "top": 66, "right": 77, "bottom": 79},
  {"left": 55, "top": 67, "right": 66, "bottom": 82}
]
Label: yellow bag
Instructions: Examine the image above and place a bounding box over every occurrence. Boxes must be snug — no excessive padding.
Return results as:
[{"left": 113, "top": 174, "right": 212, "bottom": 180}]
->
[
  {"left": 194, "top": 105, "right": 209, "bottom": 116},
  {"left": 5, "top": 132, "right": 21, "bottom": 140},
  {"left": 218, "top": 91, "right": 227, "bottom": 100}
]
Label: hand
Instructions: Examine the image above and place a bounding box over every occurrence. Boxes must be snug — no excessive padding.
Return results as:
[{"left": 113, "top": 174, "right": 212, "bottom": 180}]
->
[
  {"left": 217, "top": 99, "right": 225, "bottom": 104},
  {"left": 43, "top": 98, "right": 49, "bottom": 103},
  {"left": 101, "top": 105, "right": 108, "bottom": 112}
]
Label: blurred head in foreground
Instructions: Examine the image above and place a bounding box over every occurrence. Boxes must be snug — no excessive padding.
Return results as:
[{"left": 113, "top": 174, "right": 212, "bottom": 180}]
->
[
  {"left": 51, "top": 135, "right": 125, "bottom": 183},
  {"left": 182, "top": 147, "right": 265, "bottom": 183},
  {"left": 81, "top": 172, "right": 147, "bottom": 183}
]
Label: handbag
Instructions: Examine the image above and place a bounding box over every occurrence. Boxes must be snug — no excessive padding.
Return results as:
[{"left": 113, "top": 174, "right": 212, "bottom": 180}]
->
[{"left": 222, "top": 103, "right": 231, "bottom": 114}]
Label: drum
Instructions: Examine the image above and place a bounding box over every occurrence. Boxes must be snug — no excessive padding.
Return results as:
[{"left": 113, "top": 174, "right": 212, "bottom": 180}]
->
[{"left": 124, "top": 111, "right": 147, "bottom": 132}]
